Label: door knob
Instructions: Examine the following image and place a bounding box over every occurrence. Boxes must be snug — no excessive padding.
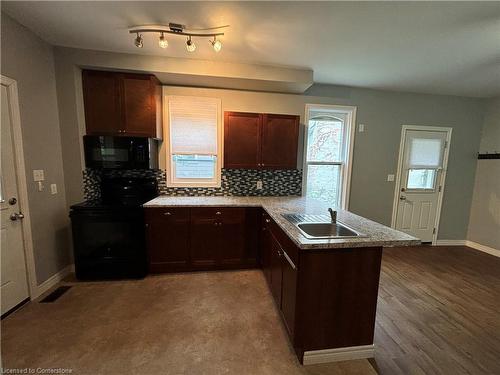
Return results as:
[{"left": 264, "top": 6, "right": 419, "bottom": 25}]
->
[
  {"left": 10, "top": 212, "right": 25, "bottom": 221},
  {"left": 399, "top": 196, "right": 406, "bottom": 201},
  {"left": 8, "top": 197, "right": 17, "bottom": 205}
]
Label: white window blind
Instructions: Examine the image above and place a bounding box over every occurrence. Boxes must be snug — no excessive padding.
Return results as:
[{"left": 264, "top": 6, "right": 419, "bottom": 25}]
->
[
  {"left": 169, "top": 96, "right": 218, "bottom": 155},
  {"left": 408, "top": 138, "right": 443, "bottom": 168}
]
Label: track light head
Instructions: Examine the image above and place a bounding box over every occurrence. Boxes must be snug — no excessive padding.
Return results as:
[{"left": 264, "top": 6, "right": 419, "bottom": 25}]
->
[
  {"left": 159, "top": 32, "right": 168, "bottom": 48},
  {"left": 211, "top": 37, "right": 222, "bottom": 52},
  {"left": 186, "top": 36, "right": 196, "bottom": 52},
  {"left": 134, "top": 33, "right": 143, "bottom": 48}
]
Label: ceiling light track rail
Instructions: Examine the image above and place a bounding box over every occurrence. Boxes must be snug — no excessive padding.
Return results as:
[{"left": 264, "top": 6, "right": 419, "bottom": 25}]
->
[{"left": 129, "top": 23, "right": 227, "bottom": 52}]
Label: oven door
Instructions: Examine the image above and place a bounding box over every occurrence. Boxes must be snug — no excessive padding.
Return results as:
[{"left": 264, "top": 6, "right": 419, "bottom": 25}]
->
[{"left": 70, "top": 207, "right": 147, "bottom": 279}]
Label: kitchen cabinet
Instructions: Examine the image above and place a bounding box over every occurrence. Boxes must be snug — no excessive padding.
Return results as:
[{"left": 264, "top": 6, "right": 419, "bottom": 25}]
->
[
  {"left": 261, "top": 212, "right": 272, "bottom": 285},
  {"left": 145, "top": 208, "right": 190, "bottom": 273},
  {"left": 82, "top": 70, "right": 162, "bottom": 138},
  {"left": 145, "top": 207, "right": 259, "bottom": 272},
  {"left": 224, "top": 111, "right": 299, "bottom": 169}
]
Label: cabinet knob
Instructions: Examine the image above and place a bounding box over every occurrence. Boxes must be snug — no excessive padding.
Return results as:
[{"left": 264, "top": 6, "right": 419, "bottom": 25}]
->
[
  {"left": 164, "top": 212, "right": 172, "bottom": 216},
  {"left": 261, "top": 163, "right": 265, "bottom": 167},
  {"left": 265, "top": 219, "right": 271, "bottom": 223},
  {"left": 215, "top": 211, "right": 222, "bottom": 215}
]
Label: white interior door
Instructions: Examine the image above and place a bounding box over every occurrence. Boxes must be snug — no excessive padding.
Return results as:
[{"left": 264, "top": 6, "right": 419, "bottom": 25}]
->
[
  {"left": 395, "top": 129, "right": 449, "bottom": 242},
  {"left": 1, "top": 84, "right": 29, "bottom": 315}
]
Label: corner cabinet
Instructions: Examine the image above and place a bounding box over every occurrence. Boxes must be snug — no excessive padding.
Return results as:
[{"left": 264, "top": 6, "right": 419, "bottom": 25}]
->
[
  {"left": 82, "top": 70, "right": 162, "bottom": 139},
  {"left": 224, "top": 112, "right": 299, "bottom": 169}
]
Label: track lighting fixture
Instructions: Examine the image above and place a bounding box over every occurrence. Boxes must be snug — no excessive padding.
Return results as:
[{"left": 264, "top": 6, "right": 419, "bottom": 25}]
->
[
  {"left": 186, "top": 36, "right": 196, "bottom": 52},
  {"left": 158, "top": 32, "right": 168, "bottom": 48},
  {"left": 129, "top": 23, "right": 228, "bottom": 53},
  {"left": 210, "top": 36, "right": 222, "bottom": 52},
  {"left": 134, "top": 33, "right": 143, "bottom": 48}
]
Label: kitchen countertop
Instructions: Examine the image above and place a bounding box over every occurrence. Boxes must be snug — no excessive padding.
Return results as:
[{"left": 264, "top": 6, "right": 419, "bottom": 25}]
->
[{"left": 144, "top": 196, "right": 420, "bottom": 249}]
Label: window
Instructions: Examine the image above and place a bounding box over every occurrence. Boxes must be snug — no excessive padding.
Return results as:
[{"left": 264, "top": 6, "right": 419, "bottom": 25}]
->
[
  {"left": 404, "top": 133, "right": 445, "bottom": 191},
  {"left": 303, "top": 105, "right": 356, "bottom": 208},
  {"left": 166, "top": 95, "right": 222, "bottom": 187}
]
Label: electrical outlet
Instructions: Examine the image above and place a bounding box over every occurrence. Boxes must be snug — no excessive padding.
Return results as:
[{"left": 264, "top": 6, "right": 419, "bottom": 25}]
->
[
  {"left": 50, "top": 184, "right": 58, "bottom": 194},
  {"left": 33, "top": 169, "right": 45, "bottom": 182},
  {"left": 387, "top": 174, "right": 395, "bottom": 182},
  {"left": 358, "top": 124, "right": 365, "bottom": 132},
  {"left": 256, "top": 180, "right": 263, "bottom": 190}
]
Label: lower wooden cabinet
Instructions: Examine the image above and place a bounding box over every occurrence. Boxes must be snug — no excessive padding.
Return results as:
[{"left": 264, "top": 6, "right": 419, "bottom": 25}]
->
[
  {"left": 145, "top": 207, "right": 259, "bottom": 272},
  {"left": 145, "top": 208, "right": 190, "bottom": 273}
]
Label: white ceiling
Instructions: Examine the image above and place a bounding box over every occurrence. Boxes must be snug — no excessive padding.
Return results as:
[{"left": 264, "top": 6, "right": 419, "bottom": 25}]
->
[{"left": 3, "top": 1, "right": 500, "bottom": 98}]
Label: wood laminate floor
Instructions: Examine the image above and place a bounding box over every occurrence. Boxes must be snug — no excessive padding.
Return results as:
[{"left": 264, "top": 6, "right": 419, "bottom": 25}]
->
[
  {"left": 373, "top": 246, "right": 500, "bottom": 374},
  {"left": 1, "top": 245, "right": 499, "bottom": 374}
]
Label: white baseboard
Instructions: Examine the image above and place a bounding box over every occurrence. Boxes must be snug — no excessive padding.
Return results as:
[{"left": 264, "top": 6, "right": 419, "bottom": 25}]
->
[
  {"left": 434, "top": 240, "right": 499, "bottom": 258},
  {"left": 32, "top": 264, "right": 74, "bottom": 299},
  {"left": 303, "top": 344, "right": 375, "bottom": 365},
  {"left": 435, "top": 240, "right": 467, "bottom": 246},
  {"left": 465, "top": 240, "right": 500, "bottom": 258}
]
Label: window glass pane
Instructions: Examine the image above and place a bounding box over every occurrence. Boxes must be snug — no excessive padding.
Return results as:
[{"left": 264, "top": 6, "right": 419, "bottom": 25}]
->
[
  {"left": 306, "top": 164, "right": 341, "bottom": 206},
  {"left": 407, "top": 169, "right": 436, "bottom": 190},
  {"left": 408, "top": 138, "right": 443, "bottom": 168},
  {"left": 173, "top": 155, "right": 216, "bottom": 179},
  {"left": 306, "top": 119, "right": 343, "bottom": 162}
]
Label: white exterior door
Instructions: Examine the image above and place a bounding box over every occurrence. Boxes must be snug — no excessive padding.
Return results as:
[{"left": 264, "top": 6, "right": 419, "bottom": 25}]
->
[
  {"left": 1, "top": 83, "right": 29, "bottom": 315},
  {"left": 395, "top": 129, "right": 449, "bottom": 242}
]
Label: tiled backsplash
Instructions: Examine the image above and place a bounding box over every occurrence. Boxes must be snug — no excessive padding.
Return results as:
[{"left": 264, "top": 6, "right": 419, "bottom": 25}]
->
[{"left": 83, "top": 168, "right": 302, "bottom": 200}]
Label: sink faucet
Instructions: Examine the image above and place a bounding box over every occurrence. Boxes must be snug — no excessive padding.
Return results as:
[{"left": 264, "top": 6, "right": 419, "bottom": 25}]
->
[{"left": 328, "top": 208, "right": 337, "bottom": 223}]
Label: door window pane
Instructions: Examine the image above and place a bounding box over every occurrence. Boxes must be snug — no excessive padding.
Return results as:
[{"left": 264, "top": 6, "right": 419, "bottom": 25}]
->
[
  {"left": 407, "top": 169, "right": 436, "bottom": 190},
  {"left": 173, "top": 155, "right": 216, "bottom": 179},
  {"left": 306, "top": 165, "right": 341, "bottom": 206},
  {"left": 306, "top": 119, "right": 343, "bottom": 162}
]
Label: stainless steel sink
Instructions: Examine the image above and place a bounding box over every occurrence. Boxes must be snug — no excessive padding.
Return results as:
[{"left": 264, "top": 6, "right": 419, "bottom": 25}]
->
[{"left": 283, "top": 213, "right": 367, "bottom": 239}]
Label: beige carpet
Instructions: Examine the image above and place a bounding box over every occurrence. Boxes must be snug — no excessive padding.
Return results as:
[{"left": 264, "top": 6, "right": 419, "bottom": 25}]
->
[{"left": 1, "top": 270, "right": 376, "bottom": 375}]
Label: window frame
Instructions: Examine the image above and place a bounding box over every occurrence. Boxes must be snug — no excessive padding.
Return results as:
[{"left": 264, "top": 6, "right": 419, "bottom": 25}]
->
[
  {"left": 302, "top": 104, "right": 357, "bottom": 209},
  {"left": 164, "top": 94, "right": 223, "bottom": 188}
]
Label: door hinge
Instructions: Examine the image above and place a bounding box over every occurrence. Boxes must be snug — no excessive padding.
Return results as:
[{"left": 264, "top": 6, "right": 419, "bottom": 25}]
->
[
  {"left": 444, "top": 141, "right": 448, "bottom": 148},
  {"left": 433, "top": 228, "right": 436, "bottom": 234},
  {"left": 438, "top": 185, "right": 442, "bottom": 192}
]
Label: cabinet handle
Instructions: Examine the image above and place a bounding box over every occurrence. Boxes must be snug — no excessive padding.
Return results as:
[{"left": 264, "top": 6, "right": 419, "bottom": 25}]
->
[
  {"left": 261, "top": 163, "right": 265, "bottom": 167},
  {"left": 164, "top": 212, "right": 172, "bottom": 216},
  {"left": 215, "top": 211, "right": 222, "bottom": 215},
  {"left": 265, "top": 219, "right": 271, "bottom": 223},
  {"left": 282, "top": 250, "right": 297, "bottom": 270}
]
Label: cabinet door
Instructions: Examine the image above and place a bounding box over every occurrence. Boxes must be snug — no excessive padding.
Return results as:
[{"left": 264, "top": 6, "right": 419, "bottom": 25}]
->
[
  {"left": 190, "top": 208, "right": 220, "bottom": 267},
  {"left": 121, "top": 74, "right": 156, "bottom": 137},
  {"left": 82, "top": 70, "right": 122, "bottom": 135},
  {"left": 269, "top": 232, "right": 283, "bottom": 306},
  {"left": 219, "top": 208, "right": 246, "bottom": 266},
  {"left": 281, "top": 249, "right": 297, "bottom": 338},
  {"left": 145, "top": 208, "right": 190, "bottom": 272},
  {"left": 224, "top": 112, "right": 262, "bottom": 168},
  {"left": 261, "top": 114, "right": 299, "bottom": 169},
  {"left": 261, "top": 213, "right": 272, "bottom": 285}
]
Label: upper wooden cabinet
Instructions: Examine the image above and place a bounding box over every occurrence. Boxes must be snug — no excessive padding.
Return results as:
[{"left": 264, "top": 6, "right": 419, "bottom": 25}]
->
[
  {"left": 82, "top": 70, "right": 162, "bottom": 139},
  {"left": 224, "top": 111, "right": 299, "bottom": 169}
]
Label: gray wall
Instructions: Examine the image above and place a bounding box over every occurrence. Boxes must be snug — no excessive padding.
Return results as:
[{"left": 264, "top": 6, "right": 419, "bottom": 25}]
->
[
  {"left": 467, "top": 97, "right": 500, "bottom": 249},
  {"left": 1, "top": 13, "right": 71, "bottom": 284},
  {"left": 53, "top": 47, "right": 486, "bottom": 241}
]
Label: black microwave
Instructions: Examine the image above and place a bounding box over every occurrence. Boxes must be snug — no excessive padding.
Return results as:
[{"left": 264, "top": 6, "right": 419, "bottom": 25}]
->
[{"left": 83, "top": 136, "right": 158, "bottom": 170}]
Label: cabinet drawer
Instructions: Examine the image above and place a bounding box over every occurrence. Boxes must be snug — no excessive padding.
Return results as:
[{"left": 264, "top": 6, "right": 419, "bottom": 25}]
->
[
  {"left": 145, "top": 207, "right": 190, "bottom": 221},
  {"left": 191, "top": 207, "right": 245, "bottom": 221}
]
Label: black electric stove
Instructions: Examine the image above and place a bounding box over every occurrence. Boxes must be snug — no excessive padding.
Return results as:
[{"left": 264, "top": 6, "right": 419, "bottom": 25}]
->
[{"left": 70, "top": 176, "right": 158, "bottom": 280}]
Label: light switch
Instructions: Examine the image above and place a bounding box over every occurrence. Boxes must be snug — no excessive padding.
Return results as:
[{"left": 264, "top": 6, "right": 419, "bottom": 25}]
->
[
  {"left": 387, "top": 174, "right": 395, "bottom": 182},
  {"left": 33, "top": 169, "right": 45, "bottom": 182},
  {"left": 358, "top": 124, "right": 365, "bottom": 132},
  {"left": 256, "top": 181, "right": 263, "bottom": 190},
  {"left": 50, "top": 184, "right": 58, "bottom": 195}
]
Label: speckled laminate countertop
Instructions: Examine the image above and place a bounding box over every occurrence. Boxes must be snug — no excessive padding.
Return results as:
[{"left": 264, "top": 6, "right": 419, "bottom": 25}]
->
[{"left": 143, "top": 196, "right": 420, "bottom": 249}]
